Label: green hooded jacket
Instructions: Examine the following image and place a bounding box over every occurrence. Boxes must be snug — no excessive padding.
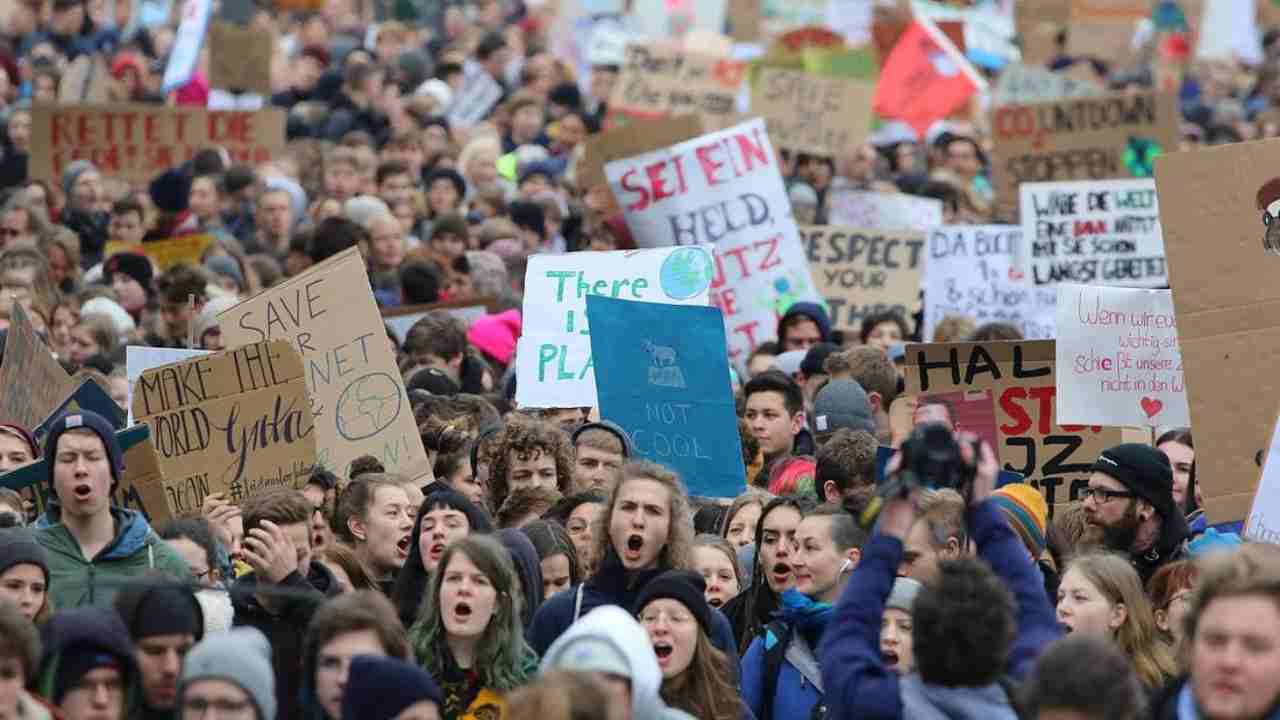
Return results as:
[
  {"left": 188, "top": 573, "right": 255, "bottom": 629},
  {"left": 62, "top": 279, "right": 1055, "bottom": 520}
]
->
[{"left": 34, "top": 504, "right": 189, "bottom": 610}]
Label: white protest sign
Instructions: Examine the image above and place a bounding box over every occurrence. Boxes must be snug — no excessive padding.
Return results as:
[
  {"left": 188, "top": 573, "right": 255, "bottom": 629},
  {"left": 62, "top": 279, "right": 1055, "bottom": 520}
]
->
[
  {"left": 126, "top": 346, "right": 212, "bottom": 424},
  {"left": 993, "top": 63, "right": 1103, "bottom": 105},
  {"left": 587, "top": 26, "right": 629, "bottom": 66},
  {"left": 605, "top": 118, "right": 821, "bottom": 364},
  {"left": 1054, "top": 284, "right": 1189, "bottom": 427},
  {"left": 923, "top": 225, "right": 1056, "bottom": 340},
  {"left": 1248, "top": 412, "right": 1280, "bottom": 544},
  {"left": 1197, "top": 0, "right": 1263, "bottom": 65},
  {"left": 162, "top": 0, "right": 211, "bottom": 92},
  {"left": 1018, "top": 179, "right": 1166, "bottom": 288},
  {"left": 911, "top": 0, "right": 1019, "bottom": 67},
  {"left": 826, "top": 189, "right": 943, "bottom": 231},
  {"left": 447, "top": 68, "right": 503, "bottom": 128},
  {"left": 516, "top": 245, "right": 715, "bottom": 408}
]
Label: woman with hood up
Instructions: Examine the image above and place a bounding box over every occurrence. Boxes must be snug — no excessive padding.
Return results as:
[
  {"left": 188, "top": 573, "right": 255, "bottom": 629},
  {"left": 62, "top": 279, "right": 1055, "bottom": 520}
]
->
[
  {"left": 390, "top": 486, "right": 494, "bottom": 627},
  {"left": 497, "top": 528, "right": 544, "bottom": 631}
]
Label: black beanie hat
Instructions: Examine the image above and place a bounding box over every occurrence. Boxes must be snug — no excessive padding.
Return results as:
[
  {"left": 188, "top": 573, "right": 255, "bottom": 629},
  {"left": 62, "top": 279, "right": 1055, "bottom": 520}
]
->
[
  {"left": 114, "top": 581, "right": 205, "bottom": 642},
  {"left": 1092, "top": 443, "right": 1176, "bottom": 520},
  {"left": 103, "top": 252, "right": 155, "bottom": 299},
  {"left": 0, "top": 527, "right": 49, "bottom": 583},
  {"left": 508, "top": 200, "right": 546, "bottom": 239},
  {"left": 633, "top": 570, "right": 712, "bottom": 634},
  {"left": 425, "top": 168, "right": 466, "bottom": 201},
  {"left": 149, "top": 167, "right": 191, "bottom": 214}
]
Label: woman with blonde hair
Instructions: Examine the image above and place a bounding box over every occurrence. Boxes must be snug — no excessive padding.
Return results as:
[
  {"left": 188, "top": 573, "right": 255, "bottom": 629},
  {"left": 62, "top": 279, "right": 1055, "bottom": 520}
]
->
[
  {"left": 37, "top": 228, "right": 81, "bottom": 294},
  {"left": 457, "top": 136, "right": 504, "bottom": 198},
  {"left": 1056, "top": 551, "right": 1178, "bottom": 688}
]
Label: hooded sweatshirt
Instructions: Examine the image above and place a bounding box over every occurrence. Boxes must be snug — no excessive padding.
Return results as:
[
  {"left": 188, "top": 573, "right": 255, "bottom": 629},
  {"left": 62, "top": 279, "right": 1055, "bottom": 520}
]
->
[
  {"left": 35, "top": 503, "right": 189, "bottom": 610},
  {"left": 37, "top": 607, "right": 141, "bottom": 712},
  {"left": 540, "top": 606, "right": 695, "bottom": 720},
  {"left": 497, "top": 529, "right": 543, "bottom": 631}
]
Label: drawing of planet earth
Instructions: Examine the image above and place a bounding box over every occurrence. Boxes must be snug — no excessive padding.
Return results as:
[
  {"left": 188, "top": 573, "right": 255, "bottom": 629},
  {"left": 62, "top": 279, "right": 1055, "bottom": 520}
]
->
[{"left": 660, "top": 247, "right": 714, "bottom": 300}]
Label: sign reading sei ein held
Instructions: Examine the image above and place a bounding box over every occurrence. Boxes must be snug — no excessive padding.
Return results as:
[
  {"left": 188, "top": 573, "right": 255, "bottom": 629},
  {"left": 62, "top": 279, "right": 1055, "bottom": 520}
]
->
[{"left": 132, "top": 340, "right": 316, "bottom": 514}]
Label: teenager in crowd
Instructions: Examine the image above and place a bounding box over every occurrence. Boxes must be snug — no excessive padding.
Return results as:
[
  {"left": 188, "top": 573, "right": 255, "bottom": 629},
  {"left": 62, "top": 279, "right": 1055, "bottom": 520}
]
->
[
  {"left": 1056, "top": 552, "right": 1178, "bottom": 689},
  {"left": 570, "top": 422, "right": 631, "bottom": 494},
  {"left": 1156, "top": 428, "right": 1203, "bottom": 535},
  {"left": 722, "top": 491, "right": 769, "bottom": 550},
  {"left": 723, "top": 496, "right": 809, "bottom": 654},
  {"left": 113, "top": 580, "right": 203, "bottom": 720},
  {"left": 333, "top": 475, "right": 416, "bottom": 595},
  {"left": 177, "top": 628, "right": 276, "bottom": 720},
  {"left": 1024, "top": 635, "right": 1147, "bottom": 720},
  {"left": 37, "top": 607, "right": 139, "bottom": 720},
  {"left": 486, "top": 417, "right": 575, "bottom": 514},
  {"left": 409, "top": 535, "right": 538, "bottom": 719},
  {"left": 691, "top": 535, "right": 740, "bottom": 610},
  {"left": 742, "top": 372, "right": 812, "bottom": 486},
  {"left": 545, "top": 491, "right": 605, "bottom": 577},
  {"left": 521, "top": 520, "right": 580, "bottom": 602},
  {"left": 341, "top": 655, "right": 443, "bottom": 720},
  {"left": 0, "top": 527, "right": 50, "bottom": 623},
  {"left": 635, "top": 571, "right": 748, "bottom": 720},
  {"left": 879, "top": 577, "right": 920, "bottom": 676},
  {"left": 742, "top": 505, "right": 866, "bottom": 719},
  {"left": 1148, "top": 559, "right": 1197, "bottom": 649},
  {"left": 302, "top": 591, "right": 410, "bottom": 720},
  {"left": 390, "top": 487, "right": 493, "bottom": 627}
]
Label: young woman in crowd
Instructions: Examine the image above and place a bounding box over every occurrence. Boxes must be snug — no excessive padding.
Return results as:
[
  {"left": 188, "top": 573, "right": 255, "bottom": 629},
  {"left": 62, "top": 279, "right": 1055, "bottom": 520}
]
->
[
  {"left": 635, "top": 570, "right": 748, "bottom": 720},
  {"left": 0, "top": 528, "right": 48, "bottom": 624},
  {"left": 879, "top": 577, "right": 921, "bottom": 675},
  {"left": 691, "top": 535, "right": 741, "bottom": 610},
  {"left": 723, "top": 490, "right": 769, "bottom": 549},
  {"left": 545, "top": 491, "right": 605, "bottom": 576},
  {"left": 724, "top": 496, "right": 809, "bottom": 653},
  {"left": 390, "top": 486, "right": 493, "bottom": 627},
  {"left": 409, "top": 535, "right": 538, "bottom": 719},
  {"left": 1147, "top": 558, "right": 1197, "bottom": 650},
  {"left": 1056, "top": 551, "right": 1179, "bottom": 689},
  {"left": 332, "top": 474, "right": 416, "bottom": 595},
  {"left": 521, "top": 520, "right": 580, "bottom": 602},
  {"left": 303, "top": 590, "right": 412, "bottom": 720},
  {"left": 0, "top": 599, "right": 46, "bottom": 720},
  {"left": 1156, "top": 428, "right": 1202, "bottom": 534},
  {"left": 0, "top": 424, "right": 38, "bottom": 476}
]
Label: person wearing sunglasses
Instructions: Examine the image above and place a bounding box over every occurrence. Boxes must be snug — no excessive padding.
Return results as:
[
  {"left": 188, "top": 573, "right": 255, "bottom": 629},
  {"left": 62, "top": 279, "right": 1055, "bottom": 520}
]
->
[{"left": 1082, "top": 443, "right": 1190, "bottom": 585}]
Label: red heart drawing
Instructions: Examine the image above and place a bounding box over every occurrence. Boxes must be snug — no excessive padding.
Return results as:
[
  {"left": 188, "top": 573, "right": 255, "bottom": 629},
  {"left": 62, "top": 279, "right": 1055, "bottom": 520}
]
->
[
  {"left": 1140, "top": 397, "right": 1163, "bottom": 418},
  {"left": 1008, "top": 268, "right": 1025, "bottom": 281}
]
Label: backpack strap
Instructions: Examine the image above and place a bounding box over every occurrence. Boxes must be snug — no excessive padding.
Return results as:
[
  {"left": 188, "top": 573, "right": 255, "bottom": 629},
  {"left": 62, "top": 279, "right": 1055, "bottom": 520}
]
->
[
  {"left": 572, "top": 583, "right": 585, "bottom": 623},
  {"left": 997, "top": 674, "right": 1025, "bottom": 720},
  {"left": 759, "top": 620, "right": 792, "bottom": 720}
]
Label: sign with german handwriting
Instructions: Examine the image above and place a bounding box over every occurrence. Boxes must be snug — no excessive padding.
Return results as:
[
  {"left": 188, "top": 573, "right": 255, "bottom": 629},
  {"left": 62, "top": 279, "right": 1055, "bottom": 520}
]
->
[
  {"left": 1018, "top": 178, "right": 1165, "bottom": 287},
  {"left": 1055, "top": 284, "right": 1189, "bottom": 427},
  {"left": 923, "top": 225, "right": 1056, "bottom": 340},
  {"left": 989, "top": 91, "right": 1179, "bottom": 222},
  {"left": 29, "top": 104, "right": 286, "bottom": 184},
  {"left": 132, "top": 340, "right": 315, "bottom": 514},
  {"left": 608, "top": 43, "right": 746, "bottom": 126},
  {"left": 218, "top": 248, "right": 430, "bottom": 483},
  {"left": 800, "top": 224, "right": 923, "bottom": 334},
  {"left": 752, "top": 68, "right": 874, "bottom": 157},
  {"left": 605, "top": 118, "right": 821, "bottom": 364},
  {"left": 0, "top": 304, "right": 77, "bottom": 433},
  {"left": 903, "top": 339, "right": 1123, "bottom": 510}
]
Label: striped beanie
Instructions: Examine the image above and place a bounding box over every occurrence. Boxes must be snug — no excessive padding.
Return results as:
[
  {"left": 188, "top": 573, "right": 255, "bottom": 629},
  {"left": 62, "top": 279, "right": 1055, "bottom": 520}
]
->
[{"left": 991, "top": 484, "right": 1048, "bottom": 559}]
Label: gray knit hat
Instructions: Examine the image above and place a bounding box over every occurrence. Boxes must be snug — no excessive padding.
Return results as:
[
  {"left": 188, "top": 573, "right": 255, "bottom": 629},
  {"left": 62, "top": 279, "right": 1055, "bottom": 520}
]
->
[
  {"left": 886, "top": 576, "right": 922, "bottom": 613},
  {"left": 61, "top": 160, "right": 97, "bottom": 199},
  {"left": 179, "top": 627, "right": 275, "bottom": 720}
]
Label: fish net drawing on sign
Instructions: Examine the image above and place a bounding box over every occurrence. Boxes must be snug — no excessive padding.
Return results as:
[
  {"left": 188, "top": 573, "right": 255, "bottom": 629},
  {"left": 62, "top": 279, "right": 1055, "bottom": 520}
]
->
[{"left": 1258, "top": 177, "right": 1280, "bottom": 255}]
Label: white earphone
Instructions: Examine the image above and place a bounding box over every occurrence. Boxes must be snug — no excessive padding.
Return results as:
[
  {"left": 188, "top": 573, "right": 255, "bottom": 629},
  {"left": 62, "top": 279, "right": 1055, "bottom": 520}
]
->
[{"left": 838, "top": 558, "right": 853, "bottom": 575}]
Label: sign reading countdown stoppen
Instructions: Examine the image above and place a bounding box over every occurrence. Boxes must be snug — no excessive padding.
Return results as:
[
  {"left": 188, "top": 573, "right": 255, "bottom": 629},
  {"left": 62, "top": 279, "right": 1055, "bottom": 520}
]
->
[
  {"left": 218, "top": 247, "right": 431, "bottom": 482},
  {"left": 903, "top": 339, "right": 1123, "bottom": 510}
]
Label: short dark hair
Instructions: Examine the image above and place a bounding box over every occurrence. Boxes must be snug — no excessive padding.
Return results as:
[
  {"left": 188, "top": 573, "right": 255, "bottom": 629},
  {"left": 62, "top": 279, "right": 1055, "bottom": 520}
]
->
[
  {"left": 404, "top": 311, "right": 466, "bottom": 362},
  {"left": 157, "top": 517, "right": 220, "bottom": 572},
  {"left": 376, "top": 160, "right": 412, "bottom": 187},
  {"left": 859, "top": 310, "right": 910, "bottom": 344},
  {"left": 815, "top": 429, "right": 877, "bottom": 510},
  {"left": 842, "top": 347, "right": 899, "bottom": 407},
  {"left": 111, "top": 197, "right": 144, "bottom": 220},
  {"left": 967, "top": 322, "right": 1023, "bottom": 342},
  {"left": 400, "top": 260, "right": 442, "bottom": 305},
  {"left": 1155, "top": 428, "right": 1192, "bottom": 449},
  {"left": 1023, "top": 635, "right": 1147, "bottom": 720},
  {"left": 913, "top": 557, "right": 1016, "bottom": 687},
  {"left": 306, "top": 468, "right": 339, "bottom": 492},
  {"left": 156, "top": 263, "right": 208, "bottom": 304},
  {"left": 806, "top": 504, "right": 866, "bottom": 552},
  {"left": 304, "top": 590, "right": 409, "bottom": 676},
  {"left": 242, "top": 488, "right": 314, "bottom": 537},
  {"left": 310, "top": 216, "right": 369, "bottom": 264},
  {"left": 743, "top": 370, "right": 803, "bottom": 416}
]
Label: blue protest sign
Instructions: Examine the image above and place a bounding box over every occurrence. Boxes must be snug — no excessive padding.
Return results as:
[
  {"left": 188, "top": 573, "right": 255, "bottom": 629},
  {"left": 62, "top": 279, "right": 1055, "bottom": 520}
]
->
[{"left": 585, "top": 295, "right": 745, "bottom": 498}]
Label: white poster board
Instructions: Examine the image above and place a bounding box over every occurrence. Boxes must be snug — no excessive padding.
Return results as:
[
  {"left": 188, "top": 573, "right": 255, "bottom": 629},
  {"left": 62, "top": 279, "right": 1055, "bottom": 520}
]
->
[
  {"left": 826, "top": 189, "right": 943, "bottom": 231},
  {"left": 126, "top": 346, "right": 212, "bottom": 424}
]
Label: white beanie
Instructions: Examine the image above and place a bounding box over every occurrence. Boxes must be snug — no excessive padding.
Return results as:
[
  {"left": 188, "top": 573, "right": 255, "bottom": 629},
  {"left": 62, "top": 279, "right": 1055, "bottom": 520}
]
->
[{"left": 80, "top": 297, "right": 135, "bottom": 339}]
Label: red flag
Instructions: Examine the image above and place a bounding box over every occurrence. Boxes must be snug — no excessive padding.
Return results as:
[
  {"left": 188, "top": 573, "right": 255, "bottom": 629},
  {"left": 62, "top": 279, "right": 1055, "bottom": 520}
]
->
[{"left": 873, "top": 19, "right": 982, "bottom": 138}]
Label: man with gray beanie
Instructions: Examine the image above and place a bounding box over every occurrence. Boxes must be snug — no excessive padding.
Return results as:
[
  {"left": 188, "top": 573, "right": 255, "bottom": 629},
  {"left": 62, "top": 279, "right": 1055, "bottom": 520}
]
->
[
  {"left": 35, "top": 411, "right": 188, "bottom": 610},
  {"left": 178, "top": 627, "right": 276, "bottom": 720},
  {"left": 812, "top": 380, "right": 877, "bottom": 444}
]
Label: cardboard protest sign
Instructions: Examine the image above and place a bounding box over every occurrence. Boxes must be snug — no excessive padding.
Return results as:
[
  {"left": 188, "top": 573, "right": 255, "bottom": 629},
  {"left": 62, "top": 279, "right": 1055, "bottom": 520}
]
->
[
  {"left": 903, "top": 339, "right": 1124, "bottom": 510},
  {"left": 209, "top": 21, "right": 274, "bottom": 93},
  {"left": 59, "top": 55, "right": 110, "bottom": 103},
  {"left": 36, "top": 379, "right": 127, "bottom": 437},
  {"left": 0, "top": 305, "right": 77, "bottom": 433},
  {"left": 132, "top": 340, "right": 315, "bottom": 514},
  {"left": 608, "top": 43, "right": 746, "bottom": 127},
  {"left": 30, "top": 104, "right": 286, "bottom": 185},
  {"left": 1150, "top": 137, "right": 1280, "bottom": 521},
  {"left": 800, "top": 224, "right": 923, "bottom": 334},
  {"left": 993, "top": 63, "right": 1103, "bottom": 105},
  {"left": 990, "top": 92, "right": 1179, "bottom": 222},
  {"left": 1017, "top": 0, "right": 1072, "bottom": 67},
  {"left": 825, "top": 189, "right": 943, "bottom": 231},
  {"left": 104, "top": 234, "right": 215, "bottom": 273},
  {"left": 218, "top": 248, "right": 430, "bottom": 482},
  {"left": 381, "top": 297, "right": 499, "bottom": 345},
  {"left": 923, "top": 225, "right": 1057, "bottom": 341},
  {"left": 0, "top": 424, "right": 172, "bottom": 524},
  {"left": 1066, "top": 0, "right": 1146, "bottom": 63},
  {"left": 516, "top": 245, "right": 715, "bottom": 408},
  {"left": 752, "top": 68, "right": 874, "bottom": 157},
  {"left": 127, "top": 346, "right": 212, "bottom": 424},
  {"left": 605, "top": 118, "right": 822, "bottom": 363},
  {"left": 728, "top": 0, "right": 762, "bottom": 42},
  {"left": 579, "top": 115, "right": 703, "bottom": 207},
  {"left": 1054, "top": 284, "right": 1188, "bottom": 428},
  {"left": 1018, "top": 179, "right": 1166, "bottom": 287},
  {"left": 586, "top": 296, "right": 746, "bottom": 497}
]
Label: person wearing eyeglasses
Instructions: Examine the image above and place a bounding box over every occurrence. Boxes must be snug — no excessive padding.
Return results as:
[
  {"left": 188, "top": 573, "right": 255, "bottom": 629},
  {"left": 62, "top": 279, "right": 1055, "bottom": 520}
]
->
[
  {"left": 178, "top": 628, "right": 276, "bottom": 720},
  {"left": 1082, "top": 443, "right": 1190, "bottom": 585}
]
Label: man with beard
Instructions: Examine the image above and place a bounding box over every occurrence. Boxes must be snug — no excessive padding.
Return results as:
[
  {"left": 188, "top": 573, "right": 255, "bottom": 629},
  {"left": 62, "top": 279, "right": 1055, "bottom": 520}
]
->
[{"left": 1082, "top": 443, "right": 1190, "bottom": 584}]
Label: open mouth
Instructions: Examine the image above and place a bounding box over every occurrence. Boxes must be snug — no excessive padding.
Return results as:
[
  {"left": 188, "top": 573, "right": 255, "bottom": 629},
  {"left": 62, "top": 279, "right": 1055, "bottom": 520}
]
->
[
  {"left": 653, "top": 642, "right": 673, "bottom": 663},
  {"left": 1059, "top": 622, "right": 1073, "bottom": 634},
  {"left": 882, "top": 650, "right": 899, "bottom": 667},
  {"left": 708, "top": 597, "right": 724, "bottom": 608},
  {"left": 771, "top": 563, "right": 792, "bottom": 583},
  {"left": 73, "top": 484, "right": 92, "bottom": 500},
  {"left": 429, "top": 543, "right": 446, "bottom": 559},
  {"left": 624, "top": 534, "right": 645, "bottom": 560},
  {"left": 397, "top": 536, "right": 410, "bottom": 557},
  {"left": 453, "top": 602, "right": 472, "bottom": 619}
]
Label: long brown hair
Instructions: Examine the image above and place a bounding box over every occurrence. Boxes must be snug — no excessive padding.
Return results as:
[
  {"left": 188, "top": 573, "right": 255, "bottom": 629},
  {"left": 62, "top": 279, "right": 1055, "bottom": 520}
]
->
[
  {"left": 659, "top": 631, "right": 745, "bottom": 719},
  {"left": 593, "top": 461, "right": 694, "bottom": 574}
]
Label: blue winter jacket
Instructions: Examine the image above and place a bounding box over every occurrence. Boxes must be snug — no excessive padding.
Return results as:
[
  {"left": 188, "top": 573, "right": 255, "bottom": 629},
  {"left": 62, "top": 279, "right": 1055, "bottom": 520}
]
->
[
  {"left": 818, "top": 499, "right": 1061, "bottom": 719},
  {"left": 742, "top": 623, "right": 823, "bottom": 720}
]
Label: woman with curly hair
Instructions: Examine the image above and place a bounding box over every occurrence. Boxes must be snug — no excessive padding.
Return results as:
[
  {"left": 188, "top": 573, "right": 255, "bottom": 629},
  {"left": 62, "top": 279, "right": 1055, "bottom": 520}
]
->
[
  {"left": 487, "top": 416, "right": 574, "bottom": 513},
  {"left": 409, "top": 535, "right": 538, "bottom": 719}
]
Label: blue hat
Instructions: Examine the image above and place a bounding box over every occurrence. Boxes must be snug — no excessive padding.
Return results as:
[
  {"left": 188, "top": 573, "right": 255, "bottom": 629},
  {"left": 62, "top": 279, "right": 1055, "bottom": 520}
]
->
[
  {"left": 43, "top": 411, "right": 124, "bottom": 491},
  {"left": 778, "top": 302, "right": 832, "bottom": 343},
  {"left": 341, "top": 655, "right": 442, "bottom": 720},
  {"left": 1188, "top": 528, "right": 1243, "bottom": 557}
]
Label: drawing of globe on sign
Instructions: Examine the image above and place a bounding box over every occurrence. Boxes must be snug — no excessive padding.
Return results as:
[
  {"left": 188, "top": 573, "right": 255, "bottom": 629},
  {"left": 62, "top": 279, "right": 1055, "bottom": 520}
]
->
[{"left": 660, "top": 247, "right": 714, "bottom": 300}]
